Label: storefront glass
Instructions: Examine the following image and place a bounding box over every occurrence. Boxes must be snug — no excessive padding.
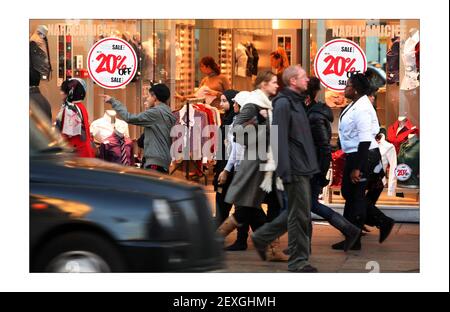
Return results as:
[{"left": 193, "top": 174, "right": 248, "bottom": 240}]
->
[
  {"left": 309, "top": 19, "right": 420, "bottom": 207},
  {"left": 30, "top": 18, "right": 419, "bottom": 208}
]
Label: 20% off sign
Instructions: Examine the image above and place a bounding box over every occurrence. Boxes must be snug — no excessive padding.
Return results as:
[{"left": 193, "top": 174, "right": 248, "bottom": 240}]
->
[
  {"left": 87, "top": 37, "right": 137, "bottom": 89},
  {"left": 314, "top": 39, "right": 367, "bottom": 92}
]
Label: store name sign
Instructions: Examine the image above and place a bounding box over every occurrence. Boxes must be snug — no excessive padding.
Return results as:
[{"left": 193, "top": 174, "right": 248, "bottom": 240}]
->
[
  {"left": 87, "top": 37, "right": 137, "bottom": 89},
  {"left": 314, "top": 39, "right": 367, "bottom": 92},
  {"left": 48, "top": 23, "right": 114, "bottom": 37},
  {"left": 332, "top": 24, "right": 407, "bottom": 38}
]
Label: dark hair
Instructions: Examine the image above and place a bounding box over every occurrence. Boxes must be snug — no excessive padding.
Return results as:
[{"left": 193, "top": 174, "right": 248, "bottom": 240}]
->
[
  {"left": 348, "top": 72, "right": 372, "bottom": 96},
  {"left": 254, "top": 70, "right": 276, "bottom": 89},
  {"left": 200, "top": 56, "right": 220, "bottom": 75},
  {"left": 305, "top": 77, "right": 321, "bottom": 101},
  {"left": 61, "top": 79, "right": 86, "bottom": 102}
]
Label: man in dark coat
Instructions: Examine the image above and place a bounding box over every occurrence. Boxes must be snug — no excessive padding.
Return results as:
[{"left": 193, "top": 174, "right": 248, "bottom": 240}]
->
[{"left": 251, "top": 65, "right": 320, "bottom": 273}]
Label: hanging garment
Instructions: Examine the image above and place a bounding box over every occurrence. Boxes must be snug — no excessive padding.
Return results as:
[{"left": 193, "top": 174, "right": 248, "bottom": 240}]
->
[
  {"left": 245, "top": 43, "right": 254, "bottom": 77},
  {"left": 29, "top": 29, "right": 51, "bottom": 85},
  {"left": 400, "top": 31, "right": 420, "bottom": 90},
  {"left": 235, "top": 43, "right": 248, "bottom": 78},
  {"left": 386, "top": 39, "right": 400, "bottom": 84},
  {"left": 193, "top": 103, "right": 219, "bottom": 155},
  {"left": 377, "top": 133, "right": 397, "bottom": 196},
  {"left": 397, "top": 135, "right": 419, "bottom": 188},
  {"left": 173, "top": 105, "right": 208, "bottom": 161},
  {"left": 98, "top": 132, "right": 134, "bottom": 166},
  {"left": 250, "top": 43, "right": 259, "bottom": 76},
  {"left": 386, "top": 118, "right": 418, "bottom": 154},
  {"left": 90, "top": 112, "right": 130, "bottom": 144}
]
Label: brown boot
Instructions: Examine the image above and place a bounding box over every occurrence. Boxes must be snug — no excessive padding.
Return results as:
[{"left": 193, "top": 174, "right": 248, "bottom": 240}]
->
[
  {"left": 266, "top": 238, "right": 289, "bottom": 262},
  {"left": 217, "top": 215, "right": 238, "bottom": 238}
]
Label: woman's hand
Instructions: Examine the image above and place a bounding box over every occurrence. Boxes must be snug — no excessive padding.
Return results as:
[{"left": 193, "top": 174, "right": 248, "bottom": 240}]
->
[
  {"left": 351, "top": 169, "right": 361, "bottom": 184},
  {"left": 99, "top": 94, "right": 112, "bottom": 104}
]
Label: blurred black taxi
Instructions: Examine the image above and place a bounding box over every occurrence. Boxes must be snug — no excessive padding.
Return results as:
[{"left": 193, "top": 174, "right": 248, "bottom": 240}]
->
[{"left": 30, "top": 101, "right": 223, "bottom": 272}]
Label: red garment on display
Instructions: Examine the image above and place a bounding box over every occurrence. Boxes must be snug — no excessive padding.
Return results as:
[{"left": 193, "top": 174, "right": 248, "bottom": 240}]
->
[
  {"left": 387, "top": 118, "right": 419, "bottom": 154},
  {"left": 415, "top": 42, "right": 420, "bottom": 70},
  {"left": 193, "top": 103, "right": 218, "bottom": 154},
  {"left": 331, "top": 150, "right": 346, "bottom": 187},
  {"left": 61, "top": 102, "right": 95, "bottom": 158}
]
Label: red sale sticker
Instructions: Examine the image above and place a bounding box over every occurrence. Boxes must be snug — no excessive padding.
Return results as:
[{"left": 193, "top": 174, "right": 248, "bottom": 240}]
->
[
  {"left": 395, "top": 164, "right": 412, "bottom": 181},
  {"left": 314, "top": 39, "right": 367, "bottom": 92},
  {"left": 87, "top": 37, "right": 137, "bottom": 89}
]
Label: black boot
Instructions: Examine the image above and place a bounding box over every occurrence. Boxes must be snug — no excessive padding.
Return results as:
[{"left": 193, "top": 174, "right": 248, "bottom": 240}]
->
[
  {"left": 328, "top": 212, "right": 362, "bottom": 252},
  {"left": 225, "top": 224, "right": 249, "bottom": 251},
  {"left": 378, "top": 216, "right": 395, "bottom": 243},
  {"left": 331, "top": 237, "right": 361, "bottom": 251}
]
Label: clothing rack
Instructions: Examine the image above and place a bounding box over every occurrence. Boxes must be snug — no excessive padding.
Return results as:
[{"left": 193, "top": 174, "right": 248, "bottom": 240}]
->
[{"left": 170, "top": 98, "right": 208, "bottom": 185}]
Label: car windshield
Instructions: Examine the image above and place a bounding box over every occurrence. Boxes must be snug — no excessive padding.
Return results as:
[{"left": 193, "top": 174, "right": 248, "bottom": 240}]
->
[{"left": 30, "top": 101, "right": 72, "bottom": 156}]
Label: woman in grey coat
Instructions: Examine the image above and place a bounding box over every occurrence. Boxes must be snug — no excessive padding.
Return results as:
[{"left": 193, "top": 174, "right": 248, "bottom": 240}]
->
[{"left": 217, "top": 71, "right": 286, "bottom": 260}]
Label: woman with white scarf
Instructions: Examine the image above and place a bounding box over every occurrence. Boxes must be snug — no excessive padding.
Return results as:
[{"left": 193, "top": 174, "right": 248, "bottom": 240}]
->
[{"left": 217, "top": 71, "right": 286, "bottom": 261}]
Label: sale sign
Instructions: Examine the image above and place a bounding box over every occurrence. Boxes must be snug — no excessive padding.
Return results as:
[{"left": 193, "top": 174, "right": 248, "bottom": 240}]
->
[
  {"left": 395, "top": 164, "right": 412, "bottom": 182},
  {"left": 314, "top": 39, "right": 367, "bottom": 92},
  {"left": 87, "top": 37, "right": 137, "bottom": 89}
]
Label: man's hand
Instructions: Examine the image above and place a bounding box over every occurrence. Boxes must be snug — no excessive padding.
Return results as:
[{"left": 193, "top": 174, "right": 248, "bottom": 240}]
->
[
  {"left": 218, "top": 170, "right": 229, "bottom": 185},
  {"left": 99, "top": 94, "right": 112, "bottom": 104},
  {"left": 351, "top": 169, "right": 361, "bottom": 184}
]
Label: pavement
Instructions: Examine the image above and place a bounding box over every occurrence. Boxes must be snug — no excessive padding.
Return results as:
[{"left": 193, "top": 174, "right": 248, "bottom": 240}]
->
[{"left": 222, "top": 222, "right": 419, "bottom": 273}]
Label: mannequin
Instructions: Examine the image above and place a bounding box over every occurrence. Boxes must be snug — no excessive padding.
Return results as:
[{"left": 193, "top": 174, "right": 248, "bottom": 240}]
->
[
  {"left": 29, "top": 25, "right": 52, "bottom": 122},
  {"left": 387, "top": 114, "right": 418, "bottom": 154},
  {"left": 56, "top": 78, "right": 95, "bottom": 158},
  {"left": 397, "top": 130, "right": 419, "bottom": 188},
  {"left": 90, "top": 109, "right": 129, "bottom": 144},
  {"left": 235, "top": 42, "right": 248, "bottom": 78},
  {"left": 98, "top": 126, "right": 134, "bottom": 166},
  {"left": 400, "top": 28, "right": 420, "bottom": 91}
]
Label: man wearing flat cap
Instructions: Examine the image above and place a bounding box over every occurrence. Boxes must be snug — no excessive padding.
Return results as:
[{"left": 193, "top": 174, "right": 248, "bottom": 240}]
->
[{"left": 100, "top": 83, "right": 176, "bottom": 173}]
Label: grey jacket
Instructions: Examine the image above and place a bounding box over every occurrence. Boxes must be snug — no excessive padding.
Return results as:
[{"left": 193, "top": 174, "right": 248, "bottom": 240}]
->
[
  {"left": 272, "top": 88, "right": 320, "bottom": 183},
  {"left": 110, "top": 98, "right": 176, "bottom": 169}
]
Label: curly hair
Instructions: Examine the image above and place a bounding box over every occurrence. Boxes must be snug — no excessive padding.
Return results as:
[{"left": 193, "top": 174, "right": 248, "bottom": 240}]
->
[
  {"left": 348, "top": 72, "right": 372, "bottom": 96},
  {"left": 270, "top": 47, "right": 290, "bottom": 72}
]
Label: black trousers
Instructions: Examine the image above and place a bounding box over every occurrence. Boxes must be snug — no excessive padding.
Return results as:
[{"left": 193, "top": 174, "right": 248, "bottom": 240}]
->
[
  {"left": 215, "top": 191, "right": 233, "bottom": 227},
  {"left": 233, "top": 206, "right": 267, "bottom": 232},
  {"left": 341, "top": 148, "right": 387, "bottom": 228}
]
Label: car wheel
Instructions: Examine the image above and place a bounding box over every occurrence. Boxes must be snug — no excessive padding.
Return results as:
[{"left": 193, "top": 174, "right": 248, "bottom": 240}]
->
[{"left": 33, "top": 232, "right": 126, "bottom": 272}]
